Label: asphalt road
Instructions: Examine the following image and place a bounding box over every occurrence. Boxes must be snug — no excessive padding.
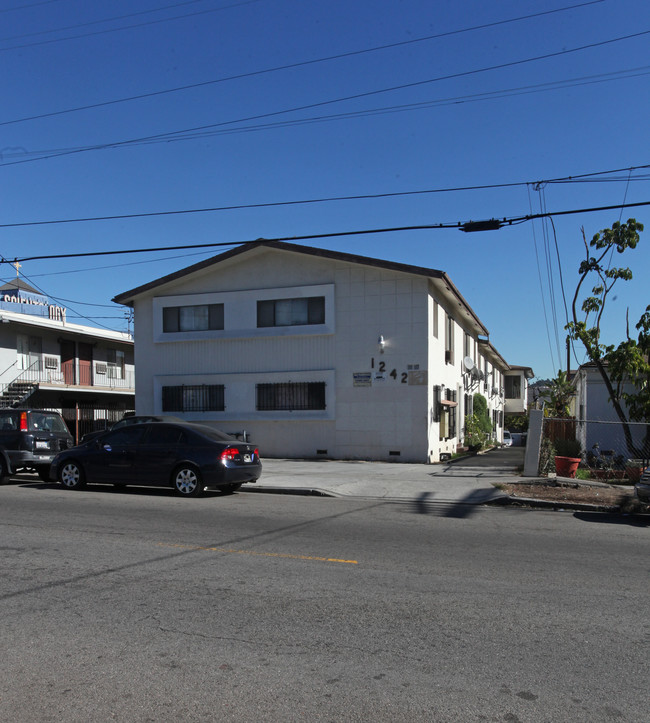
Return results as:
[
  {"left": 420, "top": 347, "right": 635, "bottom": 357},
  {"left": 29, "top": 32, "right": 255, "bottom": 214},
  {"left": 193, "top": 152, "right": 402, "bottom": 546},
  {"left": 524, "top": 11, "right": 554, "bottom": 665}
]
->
[{"left": 1, "top": 480, "right": 648, "bottom": 722}]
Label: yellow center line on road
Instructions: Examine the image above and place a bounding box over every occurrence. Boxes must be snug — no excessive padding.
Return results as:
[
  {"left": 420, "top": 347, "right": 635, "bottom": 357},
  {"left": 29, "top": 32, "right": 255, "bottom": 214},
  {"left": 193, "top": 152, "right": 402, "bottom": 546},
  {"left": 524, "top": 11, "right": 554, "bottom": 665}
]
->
[{"left": 157, "top": 541, "right": 358, "bottom": 565}]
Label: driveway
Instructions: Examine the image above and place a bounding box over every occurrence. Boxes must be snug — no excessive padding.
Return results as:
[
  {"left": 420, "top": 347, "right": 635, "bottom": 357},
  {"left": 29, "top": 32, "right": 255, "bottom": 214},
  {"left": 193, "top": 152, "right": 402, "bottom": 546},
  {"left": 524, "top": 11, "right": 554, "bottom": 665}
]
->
[
  {"left": 244, "top": 447, "right": 524, "bottom": 504},
  {"left": 446, "top": 445, "right": 525, "bottom": 471}
]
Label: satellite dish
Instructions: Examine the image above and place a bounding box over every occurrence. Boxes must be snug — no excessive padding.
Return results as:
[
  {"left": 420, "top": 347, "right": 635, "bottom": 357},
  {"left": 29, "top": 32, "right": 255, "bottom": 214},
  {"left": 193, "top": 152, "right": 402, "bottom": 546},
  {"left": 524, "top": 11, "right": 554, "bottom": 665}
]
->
[
  {"left": 463, "top": 356, "right": 475, "bottom": 372},
  {"left": 478, "top": 370, "right": 485, "bottom": 381}
]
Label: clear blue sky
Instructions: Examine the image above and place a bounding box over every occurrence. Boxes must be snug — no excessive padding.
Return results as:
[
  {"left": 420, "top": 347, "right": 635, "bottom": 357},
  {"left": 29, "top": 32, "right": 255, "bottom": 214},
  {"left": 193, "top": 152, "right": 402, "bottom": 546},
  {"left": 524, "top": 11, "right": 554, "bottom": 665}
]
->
[{"left": 1, "top": 0, "right": 648, "bottom": 381}]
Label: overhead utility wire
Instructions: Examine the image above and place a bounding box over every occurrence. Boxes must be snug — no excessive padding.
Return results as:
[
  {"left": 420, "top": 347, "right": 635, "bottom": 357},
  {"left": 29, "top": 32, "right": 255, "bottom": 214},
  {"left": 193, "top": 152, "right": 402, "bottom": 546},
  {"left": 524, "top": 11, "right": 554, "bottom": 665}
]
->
[
  {"left": 0, "top": 0, "right": 231, "bottom": 41},
  {"left": 2, "top": 265, "right": 121, "bottom": 331},
  {"left": 0, "top": 0, "right": 266, "bottom": 51},
  {"left": 8, "top": 200, "right": 650, "bottom": 264},
  {"left": 2, "top": 165, "right": 648, "bottom": 229},
  {"left": 4, "top": 28, "right": 647, "bottom": 169},
  {"left": 9, "top": 66, "right": 648, "bottom": 155},
  {"left": 0, "top": 0, "right": 606, "bottom": 126},
  {"left": 0, "top": 0, "right": 65, "bottom": 12},
  {"left": 528, "top": 186, "right": 558, "bottom": 372}
]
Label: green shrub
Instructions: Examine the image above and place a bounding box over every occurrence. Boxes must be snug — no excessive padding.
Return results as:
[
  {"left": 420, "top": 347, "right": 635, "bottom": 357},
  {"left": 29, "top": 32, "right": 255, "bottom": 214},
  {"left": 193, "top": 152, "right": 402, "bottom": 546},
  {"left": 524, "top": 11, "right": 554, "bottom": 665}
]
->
[
  {"left": 464, "top": 413, "right": 487, "bottom": 450},
  {"left": 539, "top": 437, "right": 556, "bottom": 475},
  {"left": 554, "top": 438, "right": 583, "bottom": 458}
]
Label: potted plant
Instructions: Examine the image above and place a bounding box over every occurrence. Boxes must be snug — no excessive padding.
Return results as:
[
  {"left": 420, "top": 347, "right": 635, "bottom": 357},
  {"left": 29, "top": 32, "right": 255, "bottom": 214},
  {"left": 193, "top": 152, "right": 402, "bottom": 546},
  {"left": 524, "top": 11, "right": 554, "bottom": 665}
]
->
[
  {"left": 554, "top": 438, "right": 582, "bottom": 478},
  {"left": 625, "top": 458, "right": 647, "bottom": 482}
]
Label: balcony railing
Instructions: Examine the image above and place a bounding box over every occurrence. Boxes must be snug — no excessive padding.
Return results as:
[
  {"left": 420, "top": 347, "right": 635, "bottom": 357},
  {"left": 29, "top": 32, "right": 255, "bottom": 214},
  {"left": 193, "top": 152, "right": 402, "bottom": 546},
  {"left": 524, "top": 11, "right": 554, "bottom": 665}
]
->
[{"left": 2, "top": 361, "right": 135, "bottom": 392}]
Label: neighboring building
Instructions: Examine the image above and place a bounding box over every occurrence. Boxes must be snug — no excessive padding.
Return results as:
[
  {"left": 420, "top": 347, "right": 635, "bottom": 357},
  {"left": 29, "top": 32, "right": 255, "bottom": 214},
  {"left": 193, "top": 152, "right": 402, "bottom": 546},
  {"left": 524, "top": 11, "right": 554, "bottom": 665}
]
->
[
  {"left": 504, "top": 365, "right": 534, "bottom": 415},
  {"left": 0, "top": 280, "right": 134, "bottom": 441},
  {"left": 113, "top": 240, "right": 513, "bottom": 463},
  {"left": 574, "top": 362, "right": 648, "bottom": 461}
]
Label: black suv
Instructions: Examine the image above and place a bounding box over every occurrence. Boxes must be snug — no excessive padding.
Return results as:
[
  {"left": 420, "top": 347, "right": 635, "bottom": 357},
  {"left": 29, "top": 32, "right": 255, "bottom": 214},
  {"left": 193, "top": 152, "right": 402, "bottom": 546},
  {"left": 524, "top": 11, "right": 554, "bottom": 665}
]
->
[{"left": 0, "top": 409, "right": 74, "bottom": 482}]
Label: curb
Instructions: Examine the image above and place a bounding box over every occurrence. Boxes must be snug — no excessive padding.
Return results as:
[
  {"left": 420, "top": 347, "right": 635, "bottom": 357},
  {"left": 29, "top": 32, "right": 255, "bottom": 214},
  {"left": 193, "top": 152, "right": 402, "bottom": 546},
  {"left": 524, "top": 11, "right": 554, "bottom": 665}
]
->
[
  {"left": 242, "top": 485, "right": 335, "bottom": 497},
  {"left": 501, "top": 495, "right": 622, "bottom": 512}
]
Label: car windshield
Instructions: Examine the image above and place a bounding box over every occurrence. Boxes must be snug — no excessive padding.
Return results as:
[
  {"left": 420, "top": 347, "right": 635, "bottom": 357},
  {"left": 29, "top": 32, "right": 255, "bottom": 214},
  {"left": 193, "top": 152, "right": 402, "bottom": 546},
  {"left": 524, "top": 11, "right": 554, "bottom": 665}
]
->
[{"left": 0, "top": 411, "right": 69, "bottom": 434}]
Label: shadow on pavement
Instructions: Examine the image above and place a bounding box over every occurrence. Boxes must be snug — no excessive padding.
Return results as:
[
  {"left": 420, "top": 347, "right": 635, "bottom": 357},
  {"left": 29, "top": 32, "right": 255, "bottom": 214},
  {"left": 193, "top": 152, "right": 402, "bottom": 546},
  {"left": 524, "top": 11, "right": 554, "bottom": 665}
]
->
[
  {"left": 411, "top": 490, "right": 500, "bottom": 518},
  {"left": 573, "top": 511, "right": 650, "bottom": 527}
]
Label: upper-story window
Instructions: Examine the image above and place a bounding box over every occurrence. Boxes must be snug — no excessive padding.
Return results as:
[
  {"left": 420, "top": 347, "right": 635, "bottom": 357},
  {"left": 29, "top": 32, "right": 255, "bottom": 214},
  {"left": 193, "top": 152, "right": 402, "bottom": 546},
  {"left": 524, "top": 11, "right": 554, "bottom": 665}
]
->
[
  {"left": 445, "top": 315, "right": 455, "bottom": 364},
  {"left": 257, "top": 296, "right": 325, "bottom": 328},
  {"left": 163, "top": 304, "right": 224, "bottom": 332},
  {"left": 505, "top": 376, "right": 522, "bottom": 399},
  {"left": 106, "top": 348, "right": 125, "bottom": 379},
  {"left": 433, "top": 301, "right": 439, "bottom": 338}
]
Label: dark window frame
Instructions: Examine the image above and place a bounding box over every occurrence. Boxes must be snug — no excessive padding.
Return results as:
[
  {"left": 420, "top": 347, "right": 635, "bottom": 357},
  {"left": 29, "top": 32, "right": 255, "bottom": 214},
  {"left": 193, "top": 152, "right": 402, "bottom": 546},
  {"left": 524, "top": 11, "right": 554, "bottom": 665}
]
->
[
  {"left": 162, "top": 384, "right": 225, "bottom": 412},
  {"left": 257, "top": 296, "right": 325, "bottom": 328},
  {"left": 162, "top": 304, "right": 224, "bottom": 333},
  {"left": 256, "top": 382, "right": 326, "bottom": 411}
]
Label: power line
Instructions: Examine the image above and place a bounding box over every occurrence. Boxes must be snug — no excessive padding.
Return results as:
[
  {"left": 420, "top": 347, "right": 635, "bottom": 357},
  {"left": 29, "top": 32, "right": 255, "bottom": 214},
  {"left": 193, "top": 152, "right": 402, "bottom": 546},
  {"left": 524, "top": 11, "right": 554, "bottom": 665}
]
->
[
  {"left": 0, "top": 0, "right": 267, "bottom": 52},
  {"left": 27, "top": 249, "right": 221, "bottom": 278},
  {"left": 0, "top": 265, "right": 123, "bottom": 332},
  {"left": 0, "top": 0, "right": 230, "bottom": 42},
  {"left": 0, "top": 0, "right": 66, "bottom": 13},
  {"left": 5, "top": 66, "right": 649, "bottom": 158},
  {"left": 528, "top": 186, "right": 558, "bottom": 373},
  {"left": 1, "top": 164, "right": 648, "bottom": 229},
  {"left": 4, "top": 28, "right": 648, "bottom": 169},
  {"left": 6, "top": 200, "right": 650, "bottom": 264},
  {"left": 0, "top": 0, "right": 607, "bottom": 127}
]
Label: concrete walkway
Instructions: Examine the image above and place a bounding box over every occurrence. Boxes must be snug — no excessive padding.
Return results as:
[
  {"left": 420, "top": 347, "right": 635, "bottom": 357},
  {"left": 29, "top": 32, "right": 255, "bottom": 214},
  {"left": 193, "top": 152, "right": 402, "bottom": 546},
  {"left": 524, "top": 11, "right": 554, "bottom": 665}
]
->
[{"left": 243, "top": 447, "right": 526, "bottom": 505}]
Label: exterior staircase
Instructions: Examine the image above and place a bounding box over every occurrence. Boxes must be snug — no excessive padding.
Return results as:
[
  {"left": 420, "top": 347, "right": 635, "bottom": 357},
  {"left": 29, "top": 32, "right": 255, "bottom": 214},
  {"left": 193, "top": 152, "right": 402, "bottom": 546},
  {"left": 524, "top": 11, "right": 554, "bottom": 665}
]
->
[{"left": 0, "top": 380, "right": 38, "bottom": 408}]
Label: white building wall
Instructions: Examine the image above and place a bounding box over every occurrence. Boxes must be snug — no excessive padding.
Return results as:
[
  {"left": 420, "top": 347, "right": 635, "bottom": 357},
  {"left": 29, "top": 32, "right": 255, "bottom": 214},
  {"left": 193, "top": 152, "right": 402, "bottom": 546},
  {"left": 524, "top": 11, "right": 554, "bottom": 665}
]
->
[
  {"left": 132, "top": 249, "right": 435, "bottom": 461},
  {"left": 575, "top": 366, "right": 647, "bottom": 459}
]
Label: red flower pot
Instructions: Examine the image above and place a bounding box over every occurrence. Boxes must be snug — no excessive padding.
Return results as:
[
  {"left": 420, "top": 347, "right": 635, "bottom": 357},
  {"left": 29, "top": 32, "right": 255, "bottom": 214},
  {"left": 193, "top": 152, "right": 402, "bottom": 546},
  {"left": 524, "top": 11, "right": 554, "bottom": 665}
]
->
[
  {"left": 555, "top": 455, "right": 581, "bottom": 479},
  {"left": 625, "top": 465, "right": 646, "bottom": 482}
]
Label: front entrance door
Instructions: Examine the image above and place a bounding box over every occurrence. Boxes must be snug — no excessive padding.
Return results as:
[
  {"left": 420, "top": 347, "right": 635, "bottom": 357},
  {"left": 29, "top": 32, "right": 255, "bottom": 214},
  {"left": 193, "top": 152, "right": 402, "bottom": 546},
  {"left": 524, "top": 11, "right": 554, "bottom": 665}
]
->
[
  {"left": 78, "top": 343, "right": 92, "bottom": 386},
  {"left": 61, "top": 341, "right": 75, "bottom": 385}
]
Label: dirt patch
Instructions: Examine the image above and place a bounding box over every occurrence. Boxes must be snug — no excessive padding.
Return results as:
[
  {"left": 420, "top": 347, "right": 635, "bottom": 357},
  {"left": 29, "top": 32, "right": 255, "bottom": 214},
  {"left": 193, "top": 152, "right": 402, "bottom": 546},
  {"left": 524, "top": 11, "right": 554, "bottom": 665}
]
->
[{"left": 499, "top": 481, "right": 638, "bottom": 508}]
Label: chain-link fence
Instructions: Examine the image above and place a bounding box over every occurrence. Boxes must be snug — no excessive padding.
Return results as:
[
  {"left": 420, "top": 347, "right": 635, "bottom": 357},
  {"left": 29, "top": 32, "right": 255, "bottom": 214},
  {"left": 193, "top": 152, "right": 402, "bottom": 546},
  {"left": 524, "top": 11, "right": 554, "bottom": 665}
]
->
[{"left": 542, "top": 415, "right": 649, "bottom": 480}]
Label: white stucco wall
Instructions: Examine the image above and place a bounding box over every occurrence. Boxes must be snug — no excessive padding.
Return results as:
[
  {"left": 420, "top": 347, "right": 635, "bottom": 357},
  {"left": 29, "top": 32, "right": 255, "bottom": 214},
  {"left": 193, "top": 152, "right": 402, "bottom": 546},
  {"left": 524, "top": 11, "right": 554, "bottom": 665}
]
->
[{"left": 131, "top": 248, "right": 443, "bottom": 461}]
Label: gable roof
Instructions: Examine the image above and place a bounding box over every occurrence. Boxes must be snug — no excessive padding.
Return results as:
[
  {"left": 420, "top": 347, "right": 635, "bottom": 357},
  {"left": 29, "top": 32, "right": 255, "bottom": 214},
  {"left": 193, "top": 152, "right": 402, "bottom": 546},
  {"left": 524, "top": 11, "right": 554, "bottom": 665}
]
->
[
  {"left": 112, "top": 239, "right": 489, "bottom": 335},
  {"left": 0, "top": 278, "right": 45, "bottom": 296}
]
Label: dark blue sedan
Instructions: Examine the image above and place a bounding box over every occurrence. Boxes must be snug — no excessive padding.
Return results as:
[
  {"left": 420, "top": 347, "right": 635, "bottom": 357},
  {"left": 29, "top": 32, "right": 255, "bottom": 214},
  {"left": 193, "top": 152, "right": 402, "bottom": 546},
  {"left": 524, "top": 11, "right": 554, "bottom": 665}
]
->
[{"left": 50, "top": 422, "right": 261, "bottom": 497}]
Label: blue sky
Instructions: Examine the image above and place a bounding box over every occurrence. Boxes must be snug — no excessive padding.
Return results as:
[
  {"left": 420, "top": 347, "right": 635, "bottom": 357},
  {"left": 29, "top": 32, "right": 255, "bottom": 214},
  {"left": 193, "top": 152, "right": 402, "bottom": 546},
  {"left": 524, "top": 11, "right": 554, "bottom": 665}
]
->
[{"left": 1, "top": 0, "right": 648, "bottom": 381}]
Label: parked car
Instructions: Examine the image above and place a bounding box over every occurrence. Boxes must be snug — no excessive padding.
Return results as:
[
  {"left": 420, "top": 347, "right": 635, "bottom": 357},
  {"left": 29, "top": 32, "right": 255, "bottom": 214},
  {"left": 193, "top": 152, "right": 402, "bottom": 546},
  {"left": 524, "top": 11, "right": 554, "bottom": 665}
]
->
[
  {"left": 0, "top": 408, "right": 74, "bottom": 482},
  {"left": 502, "top": 431, "right": 512, "bottom": 447},
  {"left": 51, "top": 421, "right": 261, "bottom": 497},
  {"left": 80, "top": 415, "right": 183, "bottom": 444},
  {"left": 634, "top": 467, "right": 650, "bottom": 504}
]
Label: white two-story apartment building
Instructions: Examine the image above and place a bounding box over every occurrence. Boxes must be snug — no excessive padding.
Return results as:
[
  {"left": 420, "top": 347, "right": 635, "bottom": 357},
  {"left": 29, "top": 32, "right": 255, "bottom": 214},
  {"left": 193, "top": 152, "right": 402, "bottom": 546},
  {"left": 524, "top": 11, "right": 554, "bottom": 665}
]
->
[
  {"left": 0, "top": 279, "right": 134, "bottom": 441},
  {"left": 114, "top": 241, "right": 512, "bottom": 463}
]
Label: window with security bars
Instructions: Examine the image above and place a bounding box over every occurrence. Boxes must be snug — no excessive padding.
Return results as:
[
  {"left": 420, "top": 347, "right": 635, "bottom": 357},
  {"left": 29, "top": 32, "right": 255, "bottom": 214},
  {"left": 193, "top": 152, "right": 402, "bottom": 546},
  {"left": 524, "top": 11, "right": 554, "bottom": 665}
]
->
[
  {"left": 162, "top": 384, "right": 225, "bottom": 412},
  {"left": 256, "top": 382, "right": 326, "bottom": 411}
]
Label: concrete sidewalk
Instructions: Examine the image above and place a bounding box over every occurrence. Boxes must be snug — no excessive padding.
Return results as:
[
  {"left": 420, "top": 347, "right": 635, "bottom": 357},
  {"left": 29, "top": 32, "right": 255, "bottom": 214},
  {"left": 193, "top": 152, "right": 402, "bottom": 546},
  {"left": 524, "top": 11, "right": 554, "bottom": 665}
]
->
[{"left": 242, "top": 455, "right": 518, "bottom": 505}]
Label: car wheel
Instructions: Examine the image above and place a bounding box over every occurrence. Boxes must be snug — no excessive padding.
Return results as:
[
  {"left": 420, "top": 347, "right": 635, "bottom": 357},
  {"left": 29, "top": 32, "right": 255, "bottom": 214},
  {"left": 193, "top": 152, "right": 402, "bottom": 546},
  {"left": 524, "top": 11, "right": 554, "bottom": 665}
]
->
[
  {"left": 173, "top": 465, "right": 204, "bottom": 497},
  {"left": 59, "top": 461, "right": 86, "bottom": 489},
  {"left": 221, "top": 483, "right": 242, "bottom": 494},
  {"left": 0, "top": 457, "right": 8, "bottom": 484}
]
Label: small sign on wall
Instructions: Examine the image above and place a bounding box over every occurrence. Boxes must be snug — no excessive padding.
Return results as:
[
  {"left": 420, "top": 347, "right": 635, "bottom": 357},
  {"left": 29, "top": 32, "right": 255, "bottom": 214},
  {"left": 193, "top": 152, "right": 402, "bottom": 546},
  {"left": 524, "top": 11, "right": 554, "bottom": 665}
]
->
[
  {"left": 353, "top": 372, "right": 372, "bottom": 387},
  {"left": 408, "top": 370, "right": 428, "bottom": 385}
]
